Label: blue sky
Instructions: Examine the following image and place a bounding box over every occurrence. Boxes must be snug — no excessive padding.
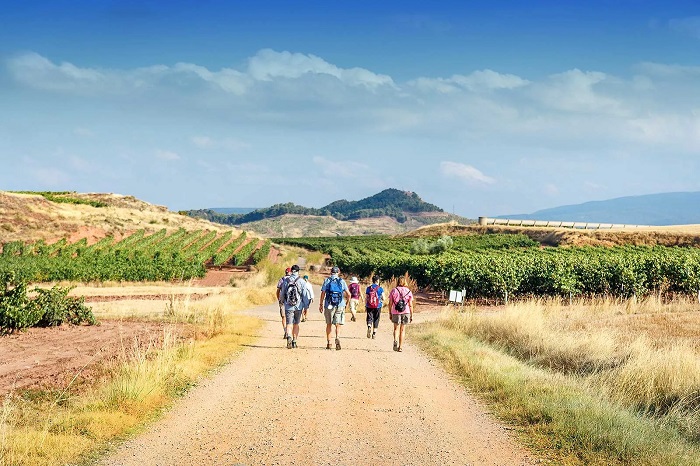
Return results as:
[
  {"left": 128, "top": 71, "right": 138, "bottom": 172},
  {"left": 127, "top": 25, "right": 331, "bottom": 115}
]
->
[{"left": 2, "top": 1, "right": 700, "bottom": 218}]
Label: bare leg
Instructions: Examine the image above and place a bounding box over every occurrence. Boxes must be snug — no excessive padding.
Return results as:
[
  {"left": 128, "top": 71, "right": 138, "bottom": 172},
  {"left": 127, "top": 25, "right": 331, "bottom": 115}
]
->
[
  {"left": 326, "top": 323, "right": 332, "bottom": 344},
  {"left": 293, "top": 323, "right": 300, "bottom": 339},
  {"left": 398, "top": 323, "right": 406, "bottom": 349}
]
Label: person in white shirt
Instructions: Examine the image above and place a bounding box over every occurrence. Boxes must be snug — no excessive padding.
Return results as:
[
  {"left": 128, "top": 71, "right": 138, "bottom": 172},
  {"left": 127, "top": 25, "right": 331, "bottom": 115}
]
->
[{"left": 302, "top": 274, "right": 314, "bottom": 322}]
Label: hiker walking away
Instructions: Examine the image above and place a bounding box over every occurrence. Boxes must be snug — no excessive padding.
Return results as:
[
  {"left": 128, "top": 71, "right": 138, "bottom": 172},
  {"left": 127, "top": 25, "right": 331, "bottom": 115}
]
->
[
  {"left": 389, "top": 276, "right": 413, "bottom": 352},
  {"left": 319, "top": 266, "right": 350, "bottom": 350},
  {"left": 302, "top": 274, "right": 314, "bottom": 322},
  {"left": 276, "top": 267, "right": 291, "bottom": 339},
  {"left": 348, "top": 276, "right": 362, "bottom": 322},
  {"left": 280, "top": 265, "right": 311, "bottom": 349},
  {"left": 365, "top": 275, "right": 384, "bottom": 339}
]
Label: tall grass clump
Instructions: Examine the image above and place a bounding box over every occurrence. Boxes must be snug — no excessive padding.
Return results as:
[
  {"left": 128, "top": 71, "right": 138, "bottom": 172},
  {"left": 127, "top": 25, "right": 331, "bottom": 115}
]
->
[{"left": 416, "top": 297, "right": 700, "bottom": 465}]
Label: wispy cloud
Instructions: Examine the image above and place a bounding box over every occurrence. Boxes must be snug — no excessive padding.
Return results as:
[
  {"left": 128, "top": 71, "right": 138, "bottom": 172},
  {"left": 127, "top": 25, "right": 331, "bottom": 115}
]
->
[
  {"left": 155, "top": 149, "right": 180, "bottom": 161},
  {"left": 440, "top": 162, "right": 496, "bottom": 185},
  {"left": 191, "top": 136, "right": 250, "bottom": 152},
  {"left": 669, "top": 16, "right": 700, "bottom": 39}
]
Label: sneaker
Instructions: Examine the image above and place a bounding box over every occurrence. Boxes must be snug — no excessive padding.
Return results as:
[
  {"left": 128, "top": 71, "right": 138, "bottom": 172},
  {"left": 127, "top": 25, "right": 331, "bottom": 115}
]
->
[
  {"left": 351, "top": 315, "right": 356, "bottom": 322},
  {"left": 301, "top": 316, "right": 307, "bottom": 322},
  {"left": 287, "top": 336, "right": 293, "bottom": 349},
  {"left": 393, "top": 341, "right": 398, "bottom": 351},
  {"left": 335, "top": 338, "right": 341, "bottom": 351},
  {"left": 326, "top": 342, "right": 332, "bottom": 350},
  {"left": 367, "top": 326, "right": 372, "bottom": 338},
  {"left": 292, "top": 340, "right": 297, "bottom": 348},
  {"left": 397, "top": 347, "right": 403, "bottom": 352},
  {"left": 372, "top": 332, "right": 376, "bottom": 339}
]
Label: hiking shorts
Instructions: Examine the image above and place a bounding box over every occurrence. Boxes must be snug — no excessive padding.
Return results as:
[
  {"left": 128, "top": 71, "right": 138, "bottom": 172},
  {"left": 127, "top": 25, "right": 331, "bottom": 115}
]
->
[
  {"left": 324, "top": 306, "right": 345, "bottom": 325},
  {"left": 285, "top": 308, "right": 303, "bottom": 325},
  {"left": 390, "top": 313, "right": 410, "bottom": 325}
]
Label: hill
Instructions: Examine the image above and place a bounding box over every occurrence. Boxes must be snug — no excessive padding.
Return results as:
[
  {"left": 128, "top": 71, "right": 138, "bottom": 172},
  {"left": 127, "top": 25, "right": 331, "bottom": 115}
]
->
[
  {"left": 185, "top": 189, "right": 447, "bottom": 225},
  {"left": 183, "top": 189, "right": 469, "bottom": 236},
  {"left": 0, "top": 191, "right": 239, "bottom": 244},
  {"left": 501, "top": 192, "right": 700, "bottom": 226}
]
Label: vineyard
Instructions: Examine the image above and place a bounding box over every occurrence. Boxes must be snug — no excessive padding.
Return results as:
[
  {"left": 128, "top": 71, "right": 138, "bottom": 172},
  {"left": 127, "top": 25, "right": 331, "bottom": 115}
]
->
[
  {"left": 0, "top": 228, "right": 271, "bottom": 283},
  {"left": 276, "top": 234, "right": 700, "bottom": 301}
]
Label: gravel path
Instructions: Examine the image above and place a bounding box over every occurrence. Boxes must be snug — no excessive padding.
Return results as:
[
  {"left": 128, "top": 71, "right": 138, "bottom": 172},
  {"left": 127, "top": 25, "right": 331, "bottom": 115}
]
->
[{"left": 98, "top": 294, "right": 534, "bottom": 466}]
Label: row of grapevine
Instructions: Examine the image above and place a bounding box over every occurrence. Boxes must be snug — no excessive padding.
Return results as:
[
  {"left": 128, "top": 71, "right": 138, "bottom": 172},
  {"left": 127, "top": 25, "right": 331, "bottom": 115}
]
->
[
  {"left": 281, "top": 235, "right": 700, "bottom": 300},
  {"left": 0, "top": 228, "right": 269, "bottom": 283}
]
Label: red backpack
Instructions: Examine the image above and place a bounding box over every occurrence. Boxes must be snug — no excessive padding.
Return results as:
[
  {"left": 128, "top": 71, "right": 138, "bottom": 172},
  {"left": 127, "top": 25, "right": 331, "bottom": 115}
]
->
[{"left": 367, "top": 284, "right": 380, "bottom": 309}]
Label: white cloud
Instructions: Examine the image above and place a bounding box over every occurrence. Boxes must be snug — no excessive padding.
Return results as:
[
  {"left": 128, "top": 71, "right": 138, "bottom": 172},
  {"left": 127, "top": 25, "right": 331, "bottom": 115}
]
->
[
  {"left": 531, "top": 69, "right": 625, "bottom": 115},
  {"left": 410, "top": 69, "right": 529, "bottom": 94},
  {"left": 440, "top": 162, "right": 496, "bottom": 185},
  {"left": 247, "top": 49, "right": 395, "bottom": 89},
  {"left": 155, "top": 149, "right": 180, "bottom": 161}
]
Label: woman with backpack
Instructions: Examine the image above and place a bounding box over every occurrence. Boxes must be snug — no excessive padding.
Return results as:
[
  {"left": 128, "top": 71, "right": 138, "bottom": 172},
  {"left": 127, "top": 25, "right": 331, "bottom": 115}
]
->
[{"left": 388, "top": 276, "right": 413, "bottom": 352}]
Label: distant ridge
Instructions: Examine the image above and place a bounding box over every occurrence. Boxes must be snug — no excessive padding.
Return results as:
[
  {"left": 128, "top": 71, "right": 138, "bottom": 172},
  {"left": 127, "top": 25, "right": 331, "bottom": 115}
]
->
[
  {"left": 209, "top": 207, "right": 258, "bottom": 215},
  {"left": 501, "top": 192, "right": 700, "bottom": 226},
  {"left": 186, "top": 189, "right": 445, "bottom": 225}
]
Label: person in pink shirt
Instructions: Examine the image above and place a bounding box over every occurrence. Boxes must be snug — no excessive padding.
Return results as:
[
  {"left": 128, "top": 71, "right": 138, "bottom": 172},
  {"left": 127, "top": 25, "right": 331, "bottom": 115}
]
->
[{"left": 388, "top": 276, "right": 413, "bottom": 352}]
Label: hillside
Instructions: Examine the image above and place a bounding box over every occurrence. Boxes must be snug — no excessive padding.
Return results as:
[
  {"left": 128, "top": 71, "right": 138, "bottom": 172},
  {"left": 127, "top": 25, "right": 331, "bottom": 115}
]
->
[
  {"left": 239, "top": 212, "right": 463, "bottom": 237},
  {"left": 0, "top": 191, "right": 239, "bottom": 244},
  {"left": 501, "top": 191, "right": 700, "bottom": 226},
  {"left": 185, "top": 189, "right": 450, "bottom": 226}
]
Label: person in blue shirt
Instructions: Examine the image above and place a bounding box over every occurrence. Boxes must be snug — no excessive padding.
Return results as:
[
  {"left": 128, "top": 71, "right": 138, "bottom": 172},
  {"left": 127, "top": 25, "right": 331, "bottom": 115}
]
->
[
  {"left": 318, "top": 266, "right": 351, "bottom": 350},
  {"left": 365, "top": 275, "right": 384, "bottom": 339},
  {"left": 279, "top": 264, "right": 312, "bottom": 349}
]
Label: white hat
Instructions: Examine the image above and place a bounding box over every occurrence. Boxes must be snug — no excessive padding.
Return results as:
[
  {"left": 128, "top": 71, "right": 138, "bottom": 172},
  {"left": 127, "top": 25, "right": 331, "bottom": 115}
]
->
[{"left": 350, "top": 276, "right": 358, "bottom": 283}]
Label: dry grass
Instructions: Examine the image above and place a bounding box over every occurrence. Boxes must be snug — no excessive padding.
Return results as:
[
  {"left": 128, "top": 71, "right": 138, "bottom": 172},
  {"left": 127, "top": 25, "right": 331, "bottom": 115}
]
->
[
  {"left": 0, "top": 288, "right": 269, "bottom": 466},
  {"left": 416, "top": 297, "right": 700, "bottom": 464}
]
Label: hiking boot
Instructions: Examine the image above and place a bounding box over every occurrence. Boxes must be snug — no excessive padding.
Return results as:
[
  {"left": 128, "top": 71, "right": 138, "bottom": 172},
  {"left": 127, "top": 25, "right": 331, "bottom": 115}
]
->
[
  {"left": 393, "top": 341, "right": 398, "bottom": 351},
  {"left": 335, "top": 338, "right": 341, "bottom": 351},
  {"left": 367, "top": 326, "right": 372, "bottom": 338},
  {"left": 326, "top": 342, "right": 332, "bottom": 350},
  {"left": 287, "top": 336, "right": 293, "bottom": 349},
  {"left": 292, "top": 340, "right": 297, "bottom": 348}
]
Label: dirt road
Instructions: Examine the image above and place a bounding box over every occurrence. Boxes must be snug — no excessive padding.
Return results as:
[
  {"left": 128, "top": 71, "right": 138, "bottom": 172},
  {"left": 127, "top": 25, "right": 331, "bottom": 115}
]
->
[{"left": 98, "top": 297, "right": 534, "bottom": 466}]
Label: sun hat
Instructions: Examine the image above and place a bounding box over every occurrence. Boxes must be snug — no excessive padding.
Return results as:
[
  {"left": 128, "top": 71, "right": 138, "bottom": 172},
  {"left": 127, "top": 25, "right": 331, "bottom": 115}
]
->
[
  {"left": 331, "top": 266, "right": 340, "bottom": 274},
  {"left": 350, "top": 276, "right": 358, "bottom": 283}
]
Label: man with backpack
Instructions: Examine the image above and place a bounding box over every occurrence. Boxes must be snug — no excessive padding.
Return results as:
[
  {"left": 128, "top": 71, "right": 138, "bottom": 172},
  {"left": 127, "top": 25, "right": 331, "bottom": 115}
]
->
[
  {"left": 279, "top": 265, "right": 311, "bottom": 349},
  {"left": 365, "top": 276, "right": 384, "bottom": 339},
  {"left": 276, "top": 267, "right": 291, "bottom": 339},
  {"left": 318, "top": 266, "right": 350, "bottom": 350},
  {"left": 388, "top": 275, "right": 413, "bottom": 352}
]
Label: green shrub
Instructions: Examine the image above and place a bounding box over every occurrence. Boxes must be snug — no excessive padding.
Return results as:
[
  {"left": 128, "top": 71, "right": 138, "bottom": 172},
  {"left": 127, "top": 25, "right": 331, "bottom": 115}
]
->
[{"left": 0, "top": 274, "right": 96, "bottom": 333}]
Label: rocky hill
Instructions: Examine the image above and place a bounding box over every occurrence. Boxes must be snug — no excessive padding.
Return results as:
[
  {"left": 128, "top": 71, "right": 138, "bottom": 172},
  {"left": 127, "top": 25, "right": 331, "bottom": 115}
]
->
[{"left": 0, "top": 191, "right": 238, "bottom": 244}]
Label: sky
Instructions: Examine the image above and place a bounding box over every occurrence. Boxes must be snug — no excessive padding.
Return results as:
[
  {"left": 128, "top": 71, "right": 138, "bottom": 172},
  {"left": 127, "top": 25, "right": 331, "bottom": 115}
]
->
[{"left": 2, "top": 0, "right": 700, "bottom": 218}]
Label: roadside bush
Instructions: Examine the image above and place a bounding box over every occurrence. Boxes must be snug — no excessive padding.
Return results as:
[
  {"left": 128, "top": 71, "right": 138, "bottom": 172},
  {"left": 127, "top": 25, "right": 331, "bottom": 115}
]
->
[
  {"left": 0, "top": 274, "right": 96, "bottom": 334},
  {"left": 0, "top": 276, "right": 43, "bottom": 333}
]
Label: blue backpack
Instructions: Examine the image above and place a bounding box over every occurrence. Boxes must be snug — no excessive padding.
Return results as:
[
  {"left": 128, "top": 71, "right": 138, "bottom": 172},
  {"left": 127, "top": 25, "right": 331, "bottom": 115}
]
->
[{"left": 327, "top": 277, "right": 344, "bottom": 307}]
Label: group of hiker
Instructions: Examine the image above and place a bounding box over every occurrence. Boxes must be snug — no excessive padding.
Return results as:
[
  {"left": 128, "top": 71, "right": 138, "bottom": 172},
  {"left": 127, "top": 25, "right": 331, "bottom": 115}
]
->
[{"left": 276, "top": 265, "right": 413, "bottom": 352}]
